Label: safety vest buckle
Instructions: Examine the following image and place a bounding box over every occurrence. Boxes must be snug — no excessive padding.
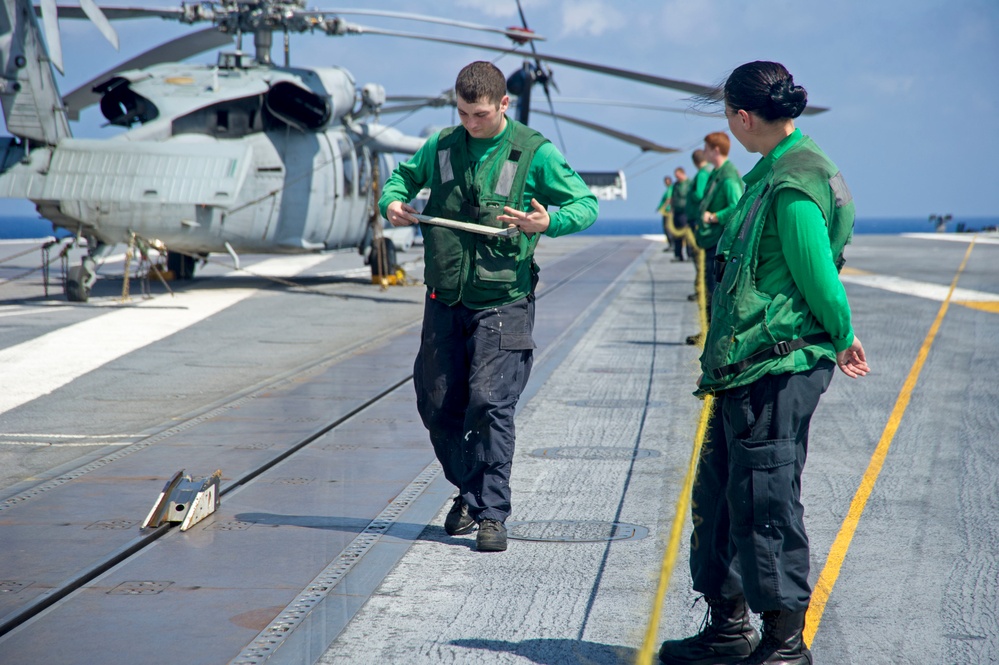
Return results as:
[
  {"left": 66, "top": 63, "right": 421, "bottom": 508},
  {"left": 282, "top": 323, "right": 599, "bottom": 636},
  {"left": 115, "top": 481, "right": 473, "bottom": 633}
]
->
[{"left": 773, "top": 340, "right": 792, "bottom": 356}]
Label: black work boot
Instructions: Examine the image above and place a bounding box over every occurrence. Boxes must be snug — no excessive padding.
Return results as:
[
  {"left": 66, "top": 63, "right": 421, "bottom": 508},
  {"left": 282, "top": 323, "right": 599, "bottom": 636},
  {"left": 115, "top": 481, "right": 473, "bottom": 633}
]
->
[
  {"left": 444, "top": 496, "right": 475, "bottom": 536},
  {"left": 476, "top": 518, "right": 507, "bottom": 552},
  {"left": 659, "top": 596, "right": 761, "bottom": 665},
  {"left": 735, "top": 610, "right": 811, "bottom": 665}
]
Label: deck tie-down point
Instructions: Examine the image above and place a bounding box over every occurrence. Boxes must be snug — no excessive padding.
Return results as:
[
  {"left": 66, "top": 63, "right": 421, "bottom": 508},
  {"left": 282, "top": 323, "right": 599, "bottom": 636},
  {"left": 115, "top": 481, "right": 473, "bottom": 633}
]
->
[{"left": 142, "top": 469, "right": 222, "bottom": 531}]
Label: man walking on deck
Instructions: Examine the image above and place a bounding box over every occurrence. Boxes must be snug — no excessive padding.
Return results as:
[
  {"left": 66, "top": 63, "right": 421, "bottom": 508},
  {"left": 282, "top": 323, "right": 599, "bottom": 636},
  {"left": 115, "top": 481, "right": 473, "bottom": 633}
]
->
[{"left": 380, "top": 61, "right": 598, "bottom": 552}]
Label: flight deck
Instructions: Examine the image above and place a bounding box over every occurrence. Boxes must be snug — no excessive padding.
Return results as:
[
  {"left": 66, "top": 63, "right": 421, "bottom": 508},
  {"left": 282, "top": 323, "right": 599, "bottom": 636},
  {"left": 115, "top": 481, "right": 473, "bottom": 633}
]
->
[{"left": 0, "top": 232, "right": 996, "bottom": 664}]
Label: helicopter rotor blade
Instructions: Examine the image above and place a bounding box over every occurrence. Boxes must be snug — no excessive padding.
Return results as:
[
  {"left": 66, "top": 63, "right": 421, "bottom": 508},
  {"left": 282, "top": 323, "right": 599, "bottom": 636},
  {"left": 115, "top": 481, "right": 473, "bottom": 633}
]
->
[
  {"left": 62, "top": 28, "right": 234, "bottom": 120},
  {"left": 540, "top": 97, "right": 724, "bottom": 118},
  {"left": 308, "top": 8, "right": 544, "bottom": 43},
  {"left": 78, "top": 0, "right": 120, "bottom": 50},
  {"left": 40, "top": 0, "right": 63, "bottom": 73},
  {"left": 47, "top": 5, "right": 187, "bottom": 21},
  {"left": 385, "top": 94, "right": 445, "bottom": 103},
  {"left": 530, "top": 108, "right": 681, "bottom": 154},
  {"left": 338, "top": 24, "right": 714, "bottom": 97},
  {"left": 381, "top": 94, "right": 680, "bottom": 154},
  {"left": 512, "top": 0, "right": 566, "bottom": 149},
  {"left": 376, "top": 103, "right": 434, "bottom": 115},
  {"left": 376, "top": 89, "right": 453, "bottom": 118}
]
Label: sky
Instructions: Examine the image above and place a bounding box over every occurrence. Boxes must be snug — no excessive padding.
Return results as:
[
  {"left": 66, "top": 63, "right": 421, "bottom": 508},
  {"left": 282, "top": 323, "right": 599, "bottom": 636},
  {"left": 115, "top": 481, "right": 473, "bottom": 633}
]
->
[{"left": 3, "top": 0, "right": 998, "bottom": 223}]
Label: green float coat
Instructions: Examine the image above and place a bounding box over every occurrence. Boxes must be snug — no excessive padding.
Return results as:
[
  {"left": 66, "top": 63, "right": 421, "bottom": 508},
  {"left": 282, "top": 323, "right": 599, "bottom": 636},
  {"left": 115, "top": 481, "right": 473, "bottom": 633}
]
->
[
  {"left": 380, "top": 118, "right": 597, "bottom": 308},
  {"left": 698, "top": 129, "right": 856, "bottom": 394},
  {"left": 693, "top": 159, "right": 743, "bottom": 250}
]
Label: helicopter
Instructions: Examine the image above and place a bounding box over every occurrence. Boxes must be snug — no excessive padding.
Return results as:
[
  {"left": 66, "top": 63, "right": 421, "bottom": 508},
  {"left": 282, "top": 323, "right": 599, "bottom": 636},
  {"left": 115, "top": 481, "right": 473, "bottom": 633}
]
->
[{"left": 0, "top": 0, "right": 827, "bottom": 303}]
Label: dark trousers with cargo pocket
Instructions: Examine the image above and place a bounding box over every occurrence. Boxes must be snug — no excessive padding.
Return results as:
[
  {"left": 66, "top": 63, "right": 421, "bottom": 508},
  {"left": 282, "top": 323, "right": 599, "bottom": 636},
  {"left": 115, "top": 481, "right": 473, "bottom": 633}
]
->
[
  {"left": 689, "top": 360, "right": 834, "bottom": 612},
  {"left": 414, "top": 294, "right": 535, "bottom": 524}
]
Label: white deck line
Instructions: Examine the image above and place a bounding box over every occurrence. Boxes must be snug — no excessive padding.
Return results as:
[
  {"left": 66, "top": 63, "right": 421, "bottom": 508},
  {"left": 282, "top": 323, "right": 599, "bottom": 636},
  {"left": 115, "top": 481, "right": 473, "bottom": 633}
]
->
[
  {"left": 839, "top": 273, "right": 999, "bottom": 303},
  {"left": 0, "top": 254, "right": 329, "bottom": 416}
]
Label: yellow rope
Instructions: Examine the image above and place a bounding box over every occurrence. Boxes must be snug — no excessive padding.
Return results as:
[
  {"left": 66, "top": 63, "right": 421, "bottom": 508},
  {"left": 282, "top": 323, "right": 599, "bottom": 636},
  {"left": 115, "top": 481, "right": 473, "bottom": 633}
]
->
[
  {"left": 635, "top": 242, "right": 713, "bottom": 664},
  {"left": 636, "top": 394, "right": 714, "bottom": 664}
]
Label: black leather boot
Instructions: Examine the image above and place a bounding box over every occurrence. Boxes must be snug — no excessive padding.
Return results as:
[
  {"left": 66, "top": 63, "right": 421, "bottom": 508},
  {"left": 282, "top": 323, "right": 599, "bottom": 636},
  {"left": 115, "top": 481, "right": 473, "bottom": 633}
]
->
[
  {"left": 659, "top": 596, "right": 761, "bottom": 665},
  {"left": 735, "top": 609, "right": 812, "bottom": 664}
]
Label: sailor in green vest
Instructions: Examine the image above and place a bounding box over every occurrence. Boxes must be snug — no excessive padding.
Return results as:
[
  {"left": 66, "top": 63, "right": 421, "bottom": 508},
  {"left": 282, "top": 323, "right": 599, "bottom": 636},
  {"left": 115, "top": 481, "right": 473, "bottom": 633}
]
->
[
  {"left": 669, "top": 167, "right": 692, "bottom": 261},
  {"left": 684, "top": 149, "right": 712, "bottom": 300},
  {"left": 686, "top": 149, "right": 712, "bottom": 228},
  {"left": 657, "top": 175, "right": 675, "bottom": 251},
  {"left": 659, "top": 62, "right": 869, "bottom": 665},
  {"left": 685, "top": 133, "right": 743, "bottom": 346},
  {"left": 381, "top": 61, "right": 598, "bottom": 553}
]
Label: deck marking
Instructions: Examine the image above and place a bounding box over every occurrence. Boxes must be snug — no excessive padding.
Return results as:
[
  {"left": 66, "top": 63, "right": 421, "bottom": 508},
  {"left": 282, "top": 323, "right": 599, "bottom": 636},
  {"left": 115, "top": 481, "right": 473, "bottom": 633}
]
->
[
  {"left": 0, "top": 440, "right": 132, "bottom": 447},
  {"left": 901, "top": 232, "right": 999, "bottom": 245},
  {"left": 0, "top": 433, "right": 138, "bottom": 438},
  {"left": 0, "top": 254, "right": 329, "bottom": 416},
  {"left": 805, "top": 238, "right": 977, "bottom": 645},
  {"left": 839, "top": 272, "right": 999, "bottom": 308}
]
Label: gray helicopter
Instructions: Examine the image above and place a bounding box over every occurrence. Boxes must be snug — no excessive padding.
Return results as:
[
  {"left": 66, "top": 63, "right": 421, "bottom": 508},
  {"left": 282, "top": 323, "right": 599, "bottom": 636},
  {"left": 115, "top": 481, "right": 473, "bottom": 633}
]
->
[{"left": 1, "top": 1, "right": 814, "bottom": 303}]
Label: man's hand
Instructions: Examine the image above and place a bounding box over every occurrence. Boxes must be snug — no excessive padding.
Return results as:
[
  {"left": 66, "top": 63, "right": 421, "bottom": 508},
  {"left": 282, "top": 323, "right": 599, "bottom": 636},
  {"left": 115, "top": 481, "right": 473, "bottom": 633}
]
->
[
  {"left": 386, "top": 200, "right": 419, "bottom": 227},
  {"left": 498, "top": 198, "right": 550, "bottom": 234},
  {"left": 836, "top": 336, "right": 870, "bottom": 378},
  {"left": 702, "top": 211, "right": 718, "bottom": 224}
]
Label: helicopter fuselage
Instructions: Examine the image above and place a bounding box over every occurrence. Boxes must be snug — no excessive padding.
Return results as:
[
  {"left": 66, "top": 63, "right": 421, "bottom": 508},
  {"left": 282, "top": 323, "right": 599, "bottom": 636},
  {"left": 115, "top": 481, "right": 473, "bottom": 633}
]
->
[{"left": 10, "top": 58, "right": 384, "bottom": 257}]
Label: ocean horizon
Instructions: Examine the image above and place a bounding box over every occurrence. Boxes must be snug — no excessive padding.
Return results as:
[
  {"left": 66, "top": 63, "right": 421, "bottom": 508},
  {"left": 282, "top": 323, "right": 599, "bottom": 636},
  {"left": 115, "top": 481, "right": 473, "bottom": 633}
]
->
[{"left": 1, "top": 214, "right": 997, "bottom": 241}]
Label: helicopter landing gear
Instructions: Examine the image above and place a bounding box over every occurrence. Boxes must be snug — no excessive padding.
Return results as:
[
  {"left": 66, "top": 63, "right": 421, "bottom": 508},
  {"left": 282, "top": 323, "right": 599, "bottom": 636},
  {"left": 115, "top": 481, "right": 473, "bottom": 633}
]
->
[
  {"left": 167, "top": 252, "right": 197, "bottom": 280},
  {"left": 65, "top": 263, "right": 91, "bottom": 303},
  {"left": 64, "top": 250, "right": 105, "bottom": 303},
  {"left": 367, "top": 237, "right": 398, "bottom": 282}
]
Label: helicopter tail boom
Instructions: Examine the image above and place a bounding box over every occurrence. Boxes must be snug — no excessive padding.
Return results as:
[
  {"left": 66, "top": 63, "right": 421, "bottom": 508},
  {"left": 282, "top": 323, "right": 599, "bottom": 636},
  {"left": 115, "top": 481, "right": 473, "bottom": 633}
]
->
[{"left": 0, "top": 0, "right": 71, "bottom": 145}]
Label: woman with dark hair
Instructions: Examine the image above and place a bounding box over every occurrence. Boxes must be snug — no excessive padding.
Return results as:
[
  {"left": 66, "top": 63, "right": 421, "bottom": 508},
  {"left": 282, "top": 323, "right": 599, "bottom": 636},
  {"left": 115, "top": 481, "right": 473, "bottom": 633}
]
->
[{"left": 659, "top": 61, "right": 869, "bottom": 665}]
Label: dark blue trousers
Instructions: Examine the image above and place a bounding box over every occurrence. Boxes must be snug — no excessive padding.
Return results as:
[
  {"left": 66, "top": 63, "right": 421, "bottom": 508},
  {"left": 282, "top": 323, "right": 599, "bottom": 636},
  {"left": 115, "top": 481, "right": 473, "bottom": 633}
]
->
[
  {"left": 689, "top": 361, "right": 834, "bottom": 612},
  {"left": 414, "top": 294, "right": 535, "bottom": 523}
]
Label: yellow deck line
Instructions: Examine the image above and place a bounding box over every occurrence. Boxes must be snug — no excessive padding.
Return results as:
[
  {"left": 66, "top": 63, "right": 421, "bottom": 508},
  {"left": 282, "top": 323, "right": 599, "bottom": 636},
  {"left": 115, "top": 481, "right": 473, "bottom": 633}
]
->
[{"left": 804, "top": 238, "right": 977, "bottom": 644}]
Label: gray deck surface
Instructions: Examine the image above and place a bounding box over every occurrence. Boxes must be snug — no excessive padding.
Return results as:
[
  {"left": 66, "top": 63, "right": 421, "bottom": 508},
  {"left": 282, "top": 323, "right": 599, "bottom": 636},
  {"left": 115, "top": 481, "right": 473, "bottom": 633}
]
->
[{"left": 0, "top": 232, "right": 996, "bottom": 664}]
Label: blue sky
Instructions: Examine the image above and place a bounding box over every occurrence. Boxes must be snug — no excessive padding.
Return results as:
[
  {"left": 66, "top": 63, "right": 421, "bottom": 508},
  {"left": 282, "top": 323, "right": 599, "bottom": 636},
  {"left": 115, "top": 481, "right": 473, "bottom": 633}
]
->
[{"left": 3, "top": 0, "right": 998, "bottom": 223}]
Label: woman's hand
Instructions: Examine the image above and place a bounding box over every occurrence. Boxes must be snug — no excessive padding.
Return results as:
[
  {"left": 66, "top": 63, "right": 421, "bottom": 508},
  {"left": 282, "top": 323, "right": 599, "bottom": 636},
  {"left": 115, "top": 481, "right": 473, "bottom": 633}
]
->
[{"left": 836, "top": 336, "right": 870, "bottom": 378}]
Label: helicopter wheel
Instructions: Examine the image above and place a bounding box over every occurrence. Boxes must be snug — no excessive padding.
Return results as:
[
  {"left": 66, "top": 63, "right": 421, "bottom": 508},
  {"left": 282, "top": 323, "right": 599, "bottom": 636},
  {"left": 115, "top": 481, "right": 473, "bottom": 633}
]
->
[
  {"left": 368, "top": 237, "right": 398, "bottom": 279},
  {"left": 65, "top": 265, "right": 90, "bottom": 303},
  {"left": 167, "top": 252, "right": 197, "bottom": 280}
]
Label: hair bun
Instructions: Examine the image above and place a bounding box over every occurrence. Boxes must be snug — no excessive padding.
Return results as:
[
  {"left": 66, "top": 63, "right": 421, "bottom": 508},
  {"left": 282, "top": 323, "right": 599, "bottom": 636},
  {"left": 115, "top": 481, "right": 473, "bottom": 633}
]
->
[{"left": 768, "top": 77, "right": 807, "bottom": 119}]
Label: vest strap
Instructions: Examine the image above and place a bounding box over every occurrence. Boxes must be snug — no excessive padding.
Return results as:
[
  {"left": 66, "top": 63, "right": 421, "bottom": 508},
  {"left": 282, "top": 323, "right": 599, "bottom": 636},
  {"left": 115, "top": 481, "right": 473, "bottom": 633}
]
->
[{"left": 709, "top": 333, "right": 831, "bottom": 381}]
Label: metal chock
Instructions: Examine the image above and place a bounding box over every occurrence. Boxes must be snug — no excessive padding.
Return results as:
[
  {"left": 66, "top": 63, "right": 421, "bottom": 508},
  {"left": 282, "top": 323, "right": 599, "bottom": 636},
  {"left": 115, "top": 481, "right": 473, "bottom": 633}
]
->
[{"left": 142, "top": 469, "right": 222, "bottom": 531}]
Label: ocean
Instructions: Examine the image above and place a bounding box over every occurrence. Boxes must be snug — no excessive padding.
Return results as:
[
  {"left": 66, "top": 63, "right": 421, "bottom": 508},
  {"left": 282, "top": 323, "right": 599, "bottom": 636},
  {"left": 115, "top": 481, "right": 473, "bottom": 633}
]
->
[
  {"left": 577, "top": 216, "right": 999, "bottom": 237},
  {"left": 1, "top": 214, "right": 997, "bottom": 241}
]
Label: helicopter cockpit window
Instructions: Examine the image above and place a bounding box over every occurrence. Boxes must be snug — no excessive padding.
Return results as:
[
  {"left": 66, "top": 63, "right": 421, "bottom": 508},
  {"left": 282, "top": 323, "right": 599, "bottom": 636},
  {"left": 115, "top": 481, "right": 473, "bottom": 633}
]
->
[
  {"left": 97, "top": 78, "right": 159, "bottom": 127},
  {"left": 265, "top": 82, "right": 330, "bottom": 131}
]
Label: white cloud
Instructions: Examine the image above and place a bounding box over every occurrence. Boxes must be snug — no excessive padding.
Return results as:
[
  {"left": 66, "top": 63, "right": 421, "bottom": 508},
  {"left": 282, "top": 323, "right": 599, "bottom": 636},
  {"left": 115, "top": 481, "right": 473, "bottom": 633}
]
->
[
  {"left": 860, "top": 73, "right": 916, "bottom": 97},
  {"left": 646, "top": 0, "right": 723, "bottom": 46},
  {"left": 453, "top": 0, "right": 552, "bottom": 20},
  {"left": 558, "top": 0, "right": 627, "bottom": 38}
]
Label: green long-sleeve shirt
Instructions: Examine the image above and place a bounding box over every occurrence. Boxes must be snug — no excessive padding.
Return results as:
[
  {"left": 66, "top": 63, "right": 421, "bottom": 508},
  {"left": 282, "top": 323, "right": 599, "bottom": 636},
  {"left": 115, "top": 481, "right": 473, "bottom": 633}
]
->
[
  {"left": 657, "top": 184, "right": 673, "bottom": 214},
  {"left": 695, "top": 160, "right": 743, "bottom": 248},
  {"left": 757, "top": 188, "right": 854, "bottom": 355},
  {"left": 686, "top": 166, "right": 711, "bottom": 221},
  {"left": 707, "top": 160, "right": 743, "bottom": 225},
  {"left": 379, "top": 122, "right": 598, "bottom": 238}
]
